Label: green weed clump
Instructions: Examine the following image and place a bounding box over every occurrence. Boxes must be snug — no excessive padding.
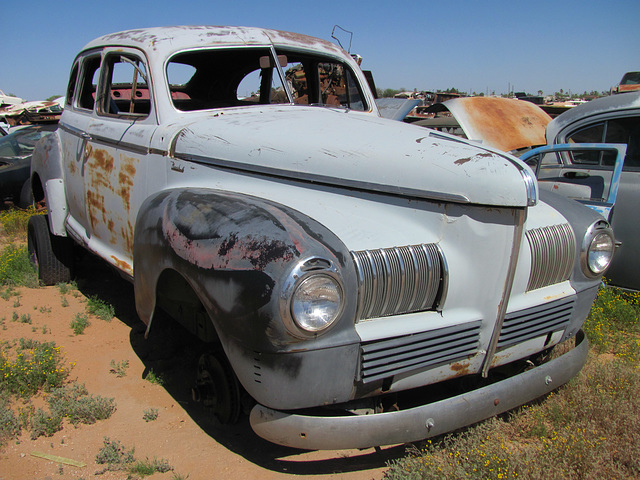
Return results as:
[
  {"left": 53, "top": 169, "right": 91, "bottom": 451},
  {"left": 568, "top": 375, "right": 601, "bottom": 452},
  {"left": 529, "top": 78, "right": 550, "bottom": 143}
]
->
[
  {"left": 86, "top": 295, "right": 115, "bottom": 321},
  {"left": 0, "top": 340, "right": 68, "bottom": 398},
  {"left": 0, "top": 245, "right": 38, "bottom": 288},
  {"left": 70, "top": 313, "right": 90, "bottom": 335},
  {"left": 385, "top": 284, "right": 640, "bottom": 480},
  {"left": 95, "top": 437, "right": 173, "bottom": 477},
  {"left": 0, "top": 208, "right": 42, "bottom": 237},
  {"left": 48, "top": 382, "right": 116, "bottom": 426}
]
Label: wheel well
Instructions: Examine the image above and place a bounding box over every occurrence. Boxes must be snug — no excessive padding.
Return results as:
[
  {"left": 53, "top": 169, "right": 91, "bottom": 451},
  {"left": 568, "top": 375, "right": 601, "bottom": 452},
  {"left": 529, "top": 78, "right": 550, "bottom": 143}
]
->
[
  {"left": 31, "top": 173, "right": 45, "bottom": 204},
  {"left": 154, "top": 269, "right": 219, "bottom": 344}
]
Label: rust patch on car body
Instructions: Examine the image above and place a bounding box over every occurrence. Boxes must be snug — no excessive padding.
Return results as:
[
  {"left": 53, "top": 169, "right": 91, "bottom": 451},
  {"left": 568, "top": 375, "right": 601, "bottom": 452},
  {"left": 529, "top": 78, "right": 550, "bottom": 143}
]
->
[
  {"left": 110, "top": 255, "right": 132, "bottom": 275},
  {"left": 450, "top": 361, "right": 471, "bottom": 376}
]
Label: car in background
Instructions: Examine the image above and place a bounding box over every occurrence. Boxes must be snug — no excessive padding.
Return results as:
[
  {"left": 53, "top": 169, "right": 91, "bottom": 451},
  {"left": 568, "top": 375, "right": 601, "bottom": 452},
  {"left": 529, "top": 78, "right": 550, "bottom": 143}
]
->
[
  {"left": 531, "top": 92, "right": 640, "bottom": 290},
  {"left": 611, "top": 71, "right": 640, "bottom": 95},
  {"left": 0, "top": 124, "right": 57, "bottom": 207}
]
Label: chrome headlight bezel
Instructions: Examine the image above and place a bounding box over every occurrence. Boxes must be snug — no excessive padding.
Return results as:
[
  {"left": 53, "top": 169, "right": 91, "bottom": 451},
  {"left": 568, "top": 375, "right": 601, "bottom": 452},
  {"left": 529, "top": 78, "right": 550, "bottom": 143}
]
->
[
  {"left": 279, "top": 257, "right": 345, "bottom": 338},
  {"left": 580, "top": 219, "right": 615, "bottom": 278}
]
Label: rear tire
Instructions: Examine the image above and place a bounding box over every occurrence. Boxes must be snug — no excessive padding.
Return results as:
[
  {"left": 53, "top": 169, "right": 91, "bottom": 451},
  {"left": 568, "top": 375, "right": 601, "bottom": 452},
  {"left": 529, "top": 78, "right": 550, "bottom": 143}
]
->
[
  {"left": 18, "top": 180, "right": 33, "bottom": 209},
  {"left": 27, "top": 215, "right": 73, "bottom": 285}
]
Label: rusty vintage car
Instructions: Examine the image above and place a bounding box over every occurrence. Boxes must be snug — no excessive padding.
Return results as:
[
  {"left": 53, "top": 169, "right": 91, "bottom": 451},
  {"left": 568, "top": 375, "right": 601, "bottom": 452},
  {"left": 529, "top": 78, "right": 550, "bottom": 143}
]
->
[{"left": 29, "top": 26, "right": 614, "bottom": 450}]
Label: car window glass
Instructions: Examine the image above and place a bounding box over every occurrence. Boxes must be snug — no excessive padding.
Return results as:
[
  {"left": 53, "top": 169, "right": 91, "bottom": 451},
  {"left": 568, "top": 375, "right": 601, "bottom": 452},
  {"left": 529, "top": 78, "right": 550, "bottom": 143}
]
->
[
  {"left": 66, "top": 63, "right": 79, "bottom": 107},
  {"left": 166, "top": 48, "right": 366, "bottom": 112},
  {"left": 605, "top": 116, "right": 640, "bottom": 170},
  {"left": 566, "top": 123, "right": 605, "bottom": 166},
  {"left": 78, "top": 55, "right": 101, "bottom": 110},
  {"left": 167, "top": 48, "right": 288, "bottom": 110},
  {"left": 101, "top": 54, "right": 150, "bottom": 117},
  {"left": 0, "top": 128, "right": 53, "bottom": 157}
]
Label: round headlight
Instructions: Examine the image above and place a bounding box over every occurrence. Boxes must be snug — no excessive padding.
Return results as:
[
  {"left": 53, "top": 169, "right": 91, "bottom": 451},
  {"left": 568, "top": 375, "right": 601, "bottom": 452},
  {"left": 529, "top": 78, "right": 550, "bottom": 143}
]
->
[
  {"left": 587, "top": 232, "right": 614, "bottom": 275},
  {"left": 291, "top": 274, "right": 343, "bottom": 333}
]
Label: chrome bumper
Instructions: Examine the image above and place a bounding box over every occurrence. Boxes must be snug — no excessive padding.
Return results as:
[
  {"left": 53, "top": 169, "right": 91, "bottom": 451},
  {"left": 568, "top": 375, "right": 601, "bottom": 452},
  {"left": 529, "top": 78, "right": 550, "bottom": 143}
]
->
[{"left": 250, "top": 331, "right": 588, "bottom": 450}]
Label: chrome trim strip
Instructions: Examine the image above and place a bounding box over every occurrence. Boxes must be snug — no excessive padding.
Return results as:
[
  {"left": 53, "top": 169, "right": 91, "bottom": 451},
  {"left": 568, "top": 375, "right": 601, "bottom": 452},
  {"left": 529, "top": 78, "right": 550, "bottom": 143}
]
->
[
  {"left": 58, "top": 122, "right": 150, "bottom": 156},
  {"left": 481, "top": 208, "right": 526, "bottom": 377}
]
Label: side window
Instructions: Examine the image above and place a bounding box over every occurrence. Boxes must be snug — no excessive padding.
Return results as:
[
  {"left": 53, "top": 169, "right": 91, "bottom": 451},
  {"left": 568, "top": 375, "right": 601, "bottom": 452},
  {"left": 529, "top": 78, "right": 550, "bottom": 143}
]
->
[
  {"left": 66, "top": 63, "right": 79, "bottom": 107},
  {"left": 100, "top": 54, "right": 150, "bottom": 117},
  {"left": 317, "top": 63, "right": 365, "bottom": 111},
  {"left": 78, "top": 55, "right": 101, "bottom": 111},
  {"left": 605, "top": 116, "right": 640, "bottom": 169},
  {"left": 566, "top": 123, "right": 605, "bottom": 166}
]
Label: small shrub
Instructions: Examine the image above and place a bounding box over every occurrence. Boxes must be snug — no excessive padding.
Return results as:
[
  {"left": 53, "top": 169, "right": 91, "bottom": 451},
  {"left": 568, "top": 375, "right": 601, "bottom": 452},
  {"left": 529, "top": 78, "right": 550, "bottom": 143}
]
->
[
  {"left": 0, "top": 208, "right": 41, "bottom": 237},
  {"left": 19, "top": 314, "right": 31, "bottom": 324},
  {"left": 129, "top": 457, "right": 173, "bottom": 476},
  {"left": 39, "top": 306, "right": 51, "bottom": 314},
  {"left": 60, "top": 296, "right": 69, "bottom": 308},
  {"left": 109, "top": 359, "right": 129, "bottom": 378},
  {"left": 70, "top": 313, "right": 90, "bottom": 335},
  {"left": 0, "top": 340, "right": 68, "bottom": 397},
  {"left": 48, "top": 382, "right": 115, "bottom": 426},
  {"left": 0, "top": 245, "right": 38, "bottom": 288},
  {"left": 143, "top": 407, "right": 158, "bottom": 422},
  {"left": 29, "top": 407, "right": 62, "bottom": 440},
  {"left": 12, "top": 296, "right": 20, "bottom": 307},
  {"left": 0, "top": 393, "right": 21, "bottom": 446},
  {"left": 144, "top": 369, "right": 164, "bottom": 386},
  {"left": 95, "top": 437, "right": 135, "bottom": 469},
  {"left": 86, "top": 295, "right": 115, "bottom": 321}
]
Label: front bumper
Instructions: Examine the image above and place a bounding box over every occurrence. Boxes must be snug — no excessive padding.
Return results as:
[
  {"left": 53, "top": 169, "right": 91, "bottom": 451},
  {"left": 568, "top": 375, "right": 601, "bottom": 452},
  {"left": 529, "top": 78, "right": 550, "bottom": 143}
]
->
[{"left": 250, "top": 330, "right": 588, "bottom": 450}]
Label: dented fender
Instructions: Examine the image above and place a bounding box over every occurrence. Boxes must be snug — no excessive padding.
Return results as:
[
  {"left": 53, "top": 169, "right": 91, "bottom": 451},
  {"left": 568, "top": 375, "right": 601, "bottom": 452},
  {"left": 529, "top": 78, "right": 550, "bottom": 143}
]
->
[{"left": 133, "top": 188, "right": 360, "bottom": 352}]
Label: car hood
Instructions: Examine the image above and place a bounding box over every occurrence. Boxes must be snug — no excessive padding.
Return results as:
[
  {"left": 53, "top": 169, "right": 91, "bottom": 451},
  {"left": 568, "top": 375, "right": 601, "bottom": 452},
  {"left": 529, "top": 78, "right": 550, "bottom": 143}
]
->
[
  {"left": 422, "top": 97, "right": 551, "bottom": 152},
  {"left": 170, "top": 106, "right": 536, "bottom": 207}
]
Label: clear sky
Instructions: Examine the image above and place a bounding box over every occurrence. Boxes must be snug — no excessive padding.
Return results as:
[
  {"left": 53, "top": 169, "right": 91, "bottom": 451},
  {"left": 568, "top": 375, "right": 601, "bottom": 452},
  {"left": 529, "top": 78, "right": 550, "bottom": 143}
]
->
[{"left": 2, "top": 0, "right": 638, "bottom": 101}]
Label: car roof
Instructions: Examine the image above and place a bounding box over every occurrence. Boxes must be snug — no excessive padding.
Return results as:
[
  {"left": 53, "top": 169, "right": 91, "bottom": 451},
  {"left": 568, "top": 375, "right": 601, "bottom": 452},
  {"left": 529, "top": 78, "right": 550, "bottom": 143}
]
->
[
  {"left": 82, "top": 26, "right": 346, "bottom": 59},
  {"left": 547, "top": 91, "right": 640, "bottom": 141}
]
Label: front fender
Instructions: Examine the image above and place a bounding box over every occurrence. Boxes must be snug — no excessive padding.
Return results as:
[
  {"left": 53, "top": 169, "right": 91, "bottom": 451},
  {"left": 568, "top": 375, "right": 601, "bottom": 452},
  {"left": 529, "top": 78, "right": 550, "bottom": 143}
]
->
[{"left": 133, "top": 188, "right": 360, "bottom": 352}]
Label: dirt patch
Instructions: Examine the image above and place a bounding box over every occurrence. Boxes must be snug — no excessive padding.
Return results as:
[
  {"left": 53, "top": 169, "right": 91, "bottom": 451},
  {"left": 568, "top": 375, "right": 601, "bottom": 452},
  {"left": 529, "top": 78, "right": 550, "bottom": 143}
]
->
[{"left": 0, "top": 253, "right": 400, "bottom": 479}]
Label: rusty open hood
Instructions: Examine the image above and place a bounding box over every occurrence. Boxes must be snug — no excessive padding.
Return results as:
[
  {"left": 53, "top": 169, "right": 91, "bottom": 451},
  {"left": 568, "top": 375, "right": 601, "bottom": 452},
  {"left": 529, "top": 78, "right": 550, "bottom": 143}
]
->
[
  {"left": 170, "top": 106, "right": 537, "bottom": 207},
  {"left": 425, "top": 97, "right": 551, "bottom": 152}
]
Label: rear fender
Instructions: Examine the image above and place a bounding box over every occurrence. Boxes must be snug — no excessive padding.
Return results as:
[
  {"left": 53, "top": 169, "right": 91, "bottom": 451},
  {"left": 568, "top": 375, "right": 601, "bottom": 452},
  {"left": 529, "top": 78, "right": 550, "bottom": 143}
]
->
[{"left": 30, "top": 132, "right": 68, "bottom": 236}]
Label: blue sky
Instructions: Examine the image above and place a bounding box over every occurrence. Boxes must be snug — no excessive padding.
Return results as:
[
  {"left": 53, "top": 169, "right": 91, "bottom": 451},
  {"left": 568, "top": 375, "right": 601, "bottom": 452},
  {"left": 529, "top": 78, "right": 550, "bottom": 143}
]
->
[{"left": 2, "top": 0, "right": 638, "bottom": 101}]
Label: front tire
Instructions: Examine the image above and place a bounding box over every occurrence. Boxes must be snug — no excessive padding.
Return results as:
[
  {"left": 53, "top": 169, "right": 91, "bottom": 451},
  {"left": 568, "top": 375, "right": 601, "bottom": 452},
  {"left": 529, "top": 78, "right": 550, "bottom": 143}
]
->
[{"left": 27, "top": 215, "right": 73, "bottom": 285}]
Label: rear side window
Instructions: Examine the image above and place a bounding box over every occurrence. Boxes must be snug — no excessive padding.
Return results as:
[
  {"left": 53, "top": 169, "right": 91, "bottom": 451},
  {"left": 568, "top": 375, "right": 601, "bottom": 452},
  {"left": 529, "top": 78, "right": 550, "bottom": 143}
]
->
[
  {"left": 566, "top": 116, "right": 640, "bottom": 170},
  {"left": 77, "top": 55, "right": 101, "bottom": 111}
]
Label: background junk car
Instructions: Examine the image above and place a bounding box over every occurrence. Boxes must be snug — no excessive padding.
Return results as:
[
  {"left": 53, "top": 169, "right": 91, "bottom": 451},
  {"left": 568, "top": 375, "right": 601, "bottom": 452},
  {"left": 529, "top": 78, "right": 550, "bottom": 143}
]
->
[
  {"left": 28, "top": 26, "right": 614, "bottom": 450},
  {"left": 0, "top": 124, "right": 57, "bottom": 207},
  {"left": 529, "top": 92, "right": 640, "bottom": 291}
]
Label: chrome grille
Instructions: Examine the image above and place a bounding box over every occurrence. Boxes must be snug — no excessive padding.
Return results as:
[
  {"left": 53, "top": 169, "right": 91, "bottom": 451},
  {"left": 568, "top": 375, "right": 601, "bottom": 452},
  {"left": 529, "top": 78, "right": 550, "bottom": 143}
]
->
[
  {"left": 526, "top": 223, "right": 575, "bottom": 291},
  {"left": 351, "top": 244, "right": 446, "bottom": 321},
  {"left": 498, "top": 296, "right": 575, "bottom": 349},
  {"left": 359, "top": 321, "right": 481, "bottom": 383}
]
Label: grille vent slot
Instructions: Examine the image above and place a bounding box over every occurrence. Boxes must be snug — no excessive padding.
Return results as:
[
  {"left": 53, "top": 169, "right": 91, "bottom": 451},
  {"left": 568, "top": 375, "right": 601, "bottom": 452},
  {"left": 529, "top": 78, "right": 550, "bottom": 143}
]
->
[
  {"left": 351, "top": 244, "right": 446, "bottom": 321},
  {"left": 359, "top": 321, "right": 481, "bottom": 384},
  {"left": 498, "top": 296, "right": 575, "bottom": 349},
  {"left": 526, "top": 223, "right": 576, "bottom": 291}
]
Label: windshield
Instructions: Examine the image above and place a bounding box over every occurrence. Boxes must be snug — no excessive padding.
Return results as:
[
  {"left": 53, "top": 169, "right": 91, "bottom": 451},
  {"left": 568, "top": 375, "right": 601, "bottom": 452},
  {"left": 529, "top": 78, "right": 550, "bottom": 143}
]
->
[{"left": 166, "top": 47, "right": 366, "bottom": 111}]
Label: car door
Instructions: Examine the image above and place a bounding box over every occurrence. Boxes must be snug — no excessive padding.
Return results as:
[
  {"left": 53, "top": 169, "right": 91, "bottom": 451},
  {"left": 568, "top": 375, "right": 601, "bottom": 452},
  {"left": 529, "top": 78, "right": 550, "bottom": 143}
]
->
[
  {"left": 81, "top": 48, "right": 157, "bottom": 276},
  {"left": 554, "top": 114, "right": 640, "bottom": 290}
]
